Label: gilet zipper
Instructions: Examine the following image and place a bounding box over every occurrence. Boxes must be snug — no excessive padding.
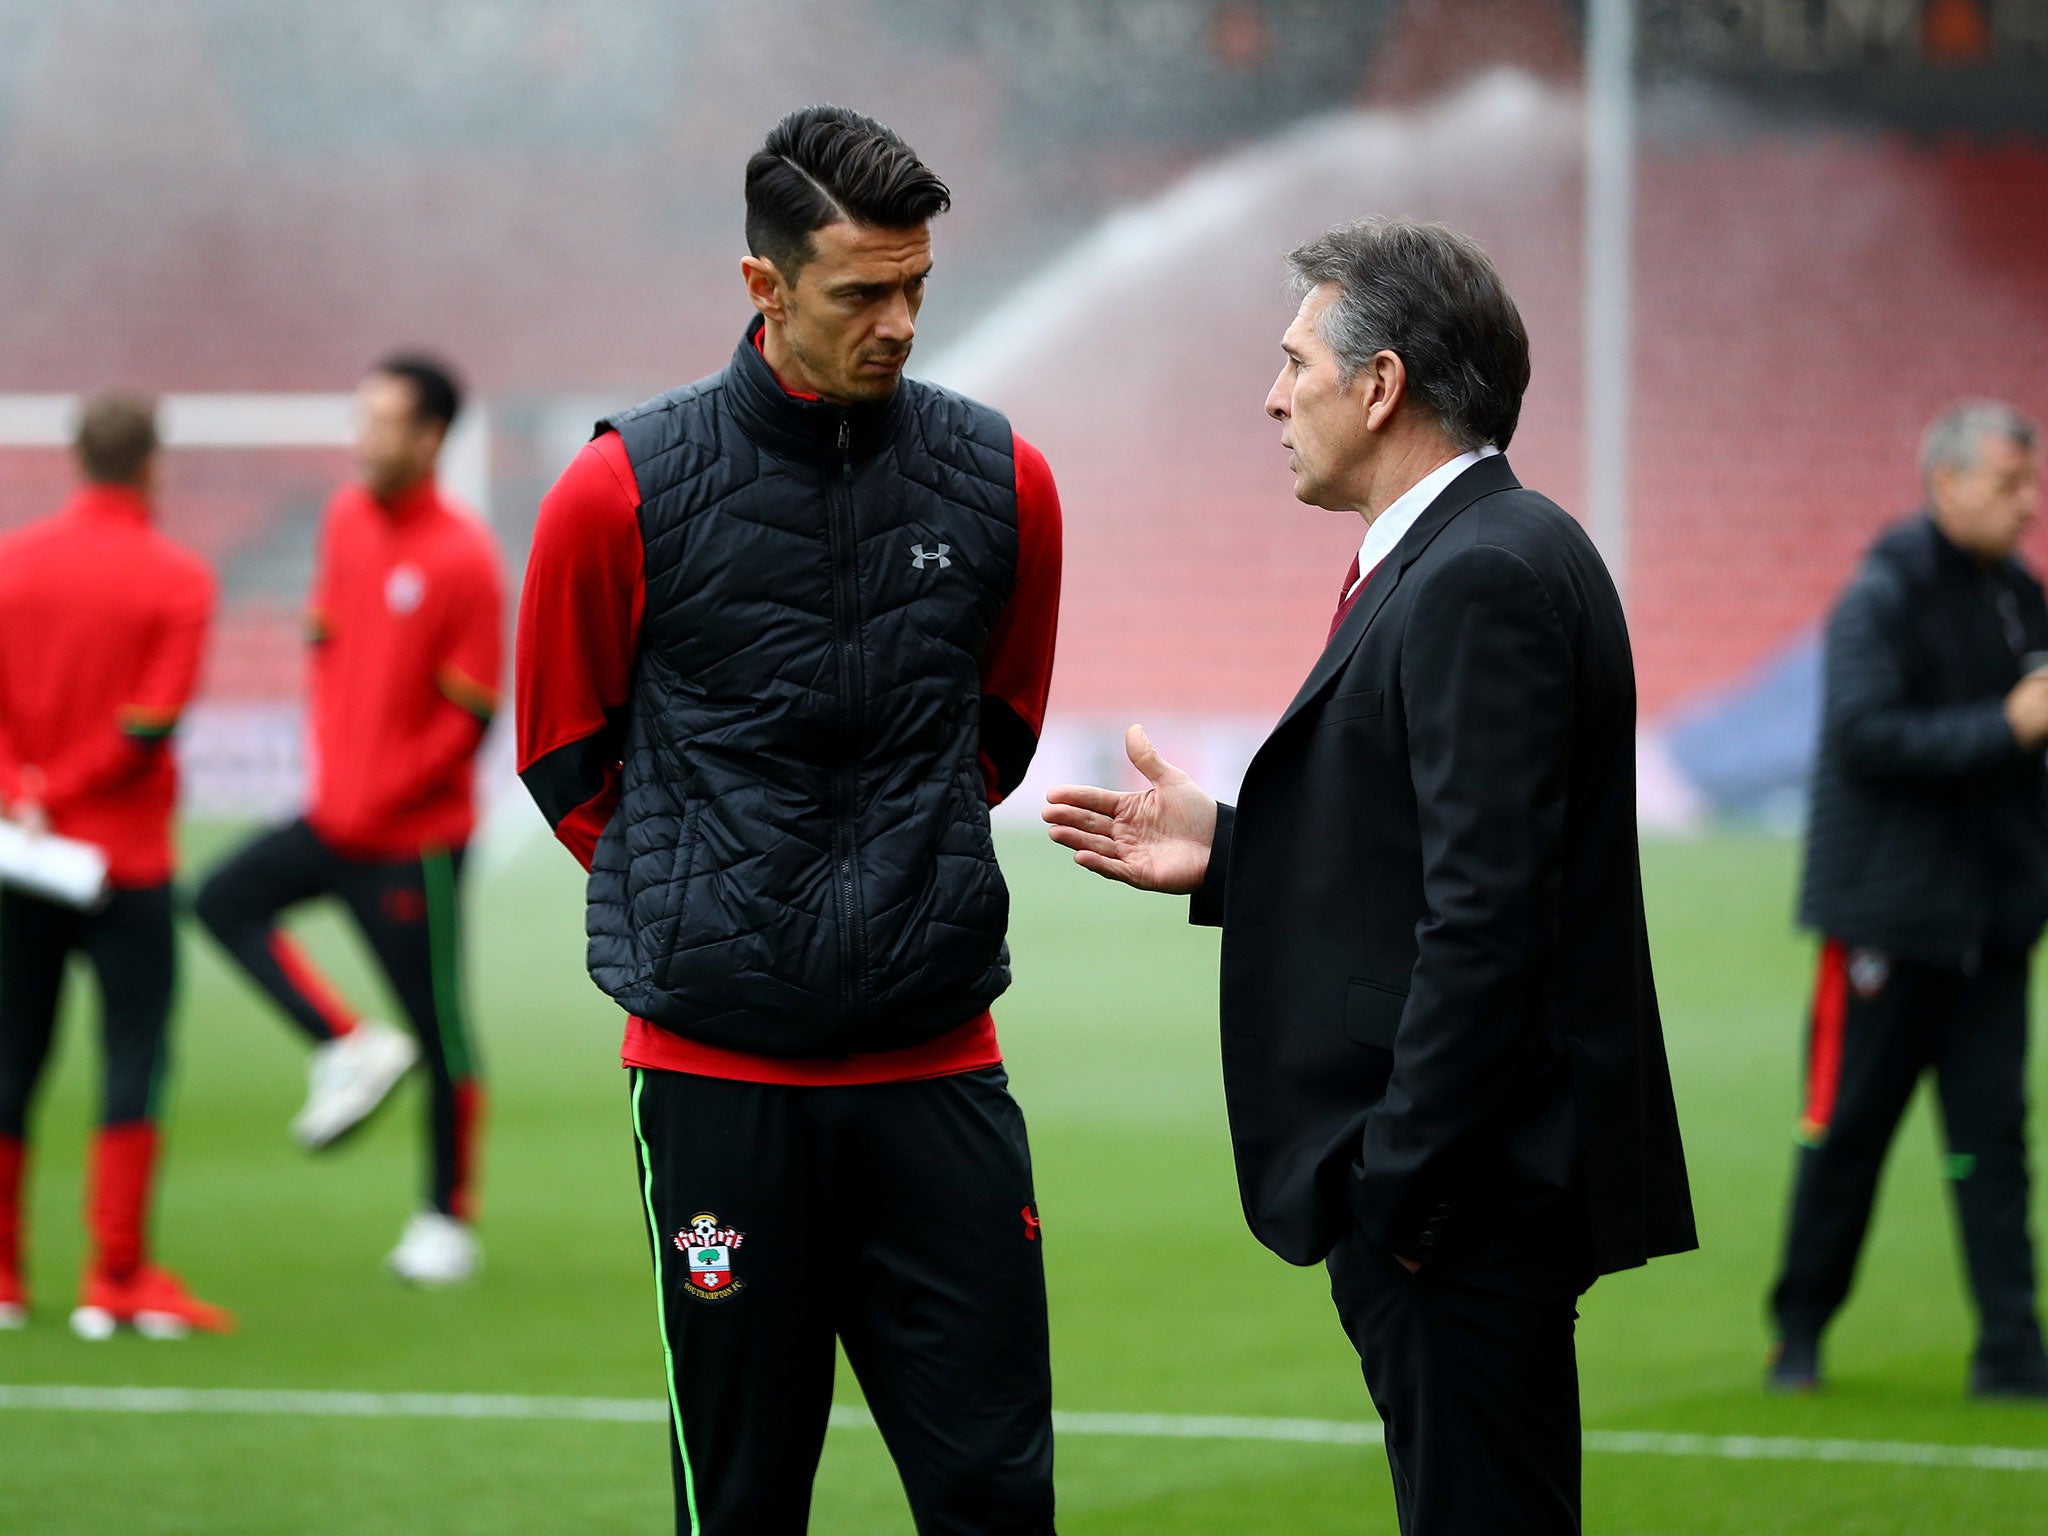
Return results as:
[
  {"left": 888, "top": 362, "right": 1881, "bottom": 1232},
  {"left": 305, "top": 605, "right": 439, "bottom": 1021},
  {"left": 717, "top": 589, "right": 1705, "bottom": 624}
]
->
[{"left": 825, "top": 416, "right": 869, "bottom": 1014}]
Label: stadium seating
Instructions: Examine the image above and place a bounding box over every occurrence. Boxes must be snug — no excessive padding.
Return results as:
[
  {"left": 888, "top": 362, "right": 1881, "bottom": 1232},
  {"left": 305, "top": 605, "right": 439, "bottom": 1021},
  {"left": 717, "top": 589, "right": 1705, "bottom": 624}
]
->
[
  {"left": 5, "top": 76, "right": 2044, "bottom": 735},
  {"left": 966, "top": 116, "right": 2048, "bottom": 725}
]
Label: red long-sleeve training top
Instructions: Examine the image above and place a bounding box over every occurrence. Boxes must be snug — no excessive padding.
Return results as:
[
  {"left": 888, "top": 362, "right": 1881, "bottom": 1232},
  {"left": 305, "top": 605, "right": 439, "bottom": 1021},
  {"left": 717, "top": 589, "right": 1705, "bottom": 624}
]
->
[
  {"left": 0, "top": 485, "right": 216, "bottom": 887},
  {"left": 518, "top": 417, "right": 1063, "bottom": 1086},
  {"left": 305, "top": 477, "right": 504, "bottom": 859}
]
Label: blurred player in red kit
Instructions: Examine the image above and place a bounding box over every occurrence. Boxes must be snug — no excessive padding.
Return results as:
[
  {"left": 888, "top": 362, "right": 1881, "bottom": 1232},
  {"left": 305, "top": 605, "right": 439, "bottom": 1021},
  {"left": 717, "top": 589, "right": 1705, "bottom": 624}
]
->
[
  {"left": 196, "top": 357, "right": 503, "bottom": 1285},
  {"left": 0, "top": 392, "right": 228, "bottom": 1337}
]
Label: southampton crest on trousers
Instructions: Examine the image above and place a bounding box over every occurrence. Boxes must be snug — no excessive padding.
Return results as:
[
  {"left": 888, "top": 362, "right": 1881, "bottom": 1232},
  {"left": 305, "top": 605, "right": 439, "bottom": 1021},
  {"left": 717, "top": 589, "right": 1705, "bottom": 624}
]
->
[{"left": 675, "top": 1212, "right": 746, "bottom": 1301}]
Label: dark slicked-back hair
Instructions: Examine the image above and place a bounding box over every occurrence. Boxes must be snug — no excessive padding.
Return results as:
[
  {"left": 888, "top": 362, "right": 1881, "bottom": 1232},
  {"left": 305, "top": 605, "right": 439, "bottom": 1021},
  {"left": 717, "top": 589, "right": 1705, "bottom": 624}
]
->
[
  {"left": 75, "top": 391, "right": 159, "bottom": 486},
  {"left": 745, "top": 105, "right": 951, "bottom": 280},
  {"left": 374, "top": 353, "right": 462, "bottom": 430},
  {"left": 1287, "top": 217, "right": 1530, "bottom": 452}
]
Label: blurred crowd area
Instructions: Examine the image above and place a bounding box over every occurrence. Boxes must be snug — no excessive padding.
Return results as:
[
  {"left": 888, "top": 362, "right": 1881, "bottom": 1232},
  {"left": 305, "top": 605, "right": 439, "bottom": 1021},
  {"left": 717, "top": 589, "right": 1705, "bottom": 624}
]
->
[{"left": 0, "top": 0, "right": 2045, "bottom": 819}]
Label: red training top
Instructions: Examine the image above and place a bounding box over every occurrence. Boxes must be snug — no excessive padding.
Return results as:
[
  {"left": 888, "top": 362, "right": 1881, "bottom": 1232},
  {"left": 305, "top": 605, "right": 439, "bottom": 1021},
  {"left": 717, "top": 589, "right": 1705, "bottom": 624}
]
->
[
  {"left": 305, "top": 477, "right": 504, "bottom": 859},
  {"left": 0, "top": 485, "right": 216, "bottom": 887},
  {"left": 517, "top": 402, "right": 1063, "bottom": 1087}
]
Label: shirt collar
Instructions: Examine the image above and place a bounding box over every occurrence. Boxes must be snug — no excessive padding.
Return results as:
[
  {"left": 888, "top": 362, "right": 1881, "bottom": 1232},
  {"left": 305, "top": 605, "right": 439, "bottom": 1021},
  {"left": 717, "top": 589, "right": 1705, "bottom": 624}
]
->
[
  {"left": 752, "top": 326, "right": 823, "bottom": 402},
  {"left": 372, "top": 475, "right": 441, "bottom": 525},
  {"left": 67, "top": 483, "right": 152, "bottom": 525},
  {"left": 1348, "top": 445, "right": 1501, "bottom": 599}
]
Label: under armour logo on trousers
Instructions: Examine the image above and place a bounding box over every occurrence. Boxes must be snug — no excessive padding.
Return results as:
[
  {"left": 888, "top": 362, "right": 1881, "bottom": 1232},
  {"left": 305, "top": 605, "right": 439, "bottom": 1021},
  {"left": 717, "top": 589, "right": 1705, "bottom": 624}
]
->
[{"left": 910, "top": 543, "right": 952, "bottom": 570}]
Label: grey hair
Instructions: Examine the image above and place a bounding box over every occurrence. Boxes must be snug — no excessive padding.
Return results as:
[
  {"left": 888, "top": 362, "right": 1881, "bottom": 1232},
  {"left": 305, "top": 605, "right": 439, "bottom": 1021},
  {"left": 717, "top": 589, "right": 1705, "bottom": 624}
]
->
[
  {"left": 1285, "top": 216, "right": 1530, "bottom": 452},
  {"left": 1919, "top": 400, "right": 2038, "bottom": 487}
]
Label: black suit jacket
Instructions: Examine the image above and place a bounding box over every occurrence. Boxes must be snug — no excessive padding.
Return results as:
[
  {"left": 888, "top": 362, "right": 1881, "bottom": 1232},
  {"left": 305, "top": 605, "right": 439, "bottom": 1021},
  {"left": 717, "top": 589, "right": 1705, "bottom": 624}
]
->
[{"left": 1192, "top": 456, "right": 1695, "bottom": 1278}]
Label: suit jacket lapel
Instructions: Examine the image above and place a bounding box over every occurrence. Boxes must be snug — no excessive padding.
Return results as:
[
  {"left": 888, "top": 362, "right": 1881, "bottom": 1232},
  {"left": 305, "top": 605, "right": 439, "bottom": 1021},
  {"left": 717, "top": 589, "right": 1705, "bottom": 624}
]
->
[{"left": 1269, "top": 455, "right": 1522, "bottom": 737}]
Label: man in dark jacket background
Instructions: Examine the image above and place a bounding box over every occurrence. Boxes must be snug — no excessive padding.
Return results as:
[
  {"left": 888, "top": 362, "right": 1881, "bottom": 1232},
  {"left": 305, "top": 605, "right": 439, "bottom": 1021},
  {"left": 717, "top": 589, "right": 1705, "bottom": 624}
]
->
[
  {"left": 1772, "top": 400, "right": 2048, "bottom": 1397},
  {"left": 517, "top": 106, "right": 1062, "bottom": 1535}
]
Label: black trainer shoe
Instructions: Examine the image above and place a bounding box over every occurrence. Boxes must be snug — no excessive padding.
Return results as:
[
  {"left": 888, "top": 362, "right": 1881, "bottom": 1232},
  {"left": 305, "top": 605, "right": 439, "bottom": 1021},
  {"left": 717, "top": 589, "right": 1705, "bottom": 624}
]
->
[
  {"left": 1767, "top": 1334, "right": 1821, "bottom": 1394},
  {"left": 1969, "top": 1353, "right": 2048, "bottom": 1400}
]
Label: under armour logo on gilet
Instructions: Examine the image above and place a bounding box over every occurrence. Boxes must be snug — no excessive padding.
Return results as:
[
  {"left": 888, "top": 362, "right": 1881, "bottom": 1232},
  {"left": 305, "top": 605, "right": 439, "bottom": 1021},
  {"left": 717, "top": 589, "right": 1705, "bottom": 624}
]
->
[{"left": 910, "top": 543, "right": 952, "bottom": 570}]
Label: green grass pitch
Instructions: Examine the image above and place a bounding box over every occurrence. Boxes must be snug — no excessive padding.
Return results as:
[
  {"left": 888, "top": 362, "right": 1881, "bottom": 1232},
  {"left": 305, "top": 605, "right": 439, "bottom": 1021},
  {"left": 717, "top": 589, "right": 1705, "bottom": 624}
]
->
[{"left": 4, "top": 825, "right": 2048, "bottom": 1533}]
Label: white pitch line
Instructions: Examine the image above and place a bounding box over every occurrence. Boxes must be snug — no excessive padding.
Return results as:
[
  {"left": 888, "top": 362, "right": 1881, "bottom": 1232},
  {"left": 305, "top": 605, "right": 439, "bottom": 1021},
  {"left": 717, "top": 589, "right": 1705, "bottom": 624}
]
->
[
  {"left": 0, "top": 1385, "right": 666, "bottom": 1423},
  {"left": 4, "top": 1387, "right": 2047, "bottom": 1473},
  {"left": 1582, "top": 1429, "right": 2048, "bottom": 1473}
]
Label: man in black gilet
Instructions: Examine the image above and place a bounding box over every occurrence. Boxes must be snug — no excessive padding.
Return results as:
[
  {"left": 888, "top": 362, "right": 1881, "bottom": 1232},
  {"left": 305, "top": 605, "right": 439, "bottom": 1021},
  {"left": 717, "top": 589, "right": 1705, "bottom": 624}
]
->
[{"left": 518, "top": 106, "right": 1064, "bottom": 1534}]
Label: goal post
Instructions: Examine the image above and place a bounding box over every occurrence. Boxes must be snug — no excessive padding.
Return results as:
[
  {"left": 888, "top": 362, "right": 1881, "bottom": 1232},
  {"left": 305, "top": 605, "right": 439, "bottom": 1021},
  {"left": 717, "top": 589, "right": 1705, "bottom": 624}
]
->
[
  {"left": 0, "top": 392, "right": 502, "bottom": 832},
  {"left": 0, "top": 393, "right": 489, "bottom": 515}
]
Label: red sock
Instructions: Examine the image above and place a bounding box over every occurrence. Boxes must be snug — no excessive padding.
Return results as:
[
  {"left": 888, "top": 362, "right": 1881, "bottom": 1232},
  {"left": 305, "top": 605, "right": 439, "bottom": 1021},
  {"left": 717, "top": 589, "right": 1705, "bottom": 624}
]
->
[
  {"left": 450, "top": 1081, "right": 485, "bottom": 1224},
  {"left": 0, "top": 1134, "right": 25, "bottom": 1279},
  {"left": 86, "top": 1122, "right": 158, "bottom": 1280}
]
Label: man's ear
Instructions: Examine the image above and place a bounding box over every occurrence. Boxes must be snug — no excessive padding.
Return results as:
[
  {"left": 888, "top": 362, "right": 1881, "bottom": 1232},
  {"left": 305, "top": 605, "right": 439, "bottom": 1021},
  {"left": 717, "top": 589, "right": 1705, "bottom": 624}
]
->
[
  {"left": 741, "top": 255, "right": 789, "bottom": 322},
  {"left": 1361, "top": 350, "right": 1407, "bottom": 434},
  {"left": 1927, "top": 462, "right": 1956, "bottom": 512}
]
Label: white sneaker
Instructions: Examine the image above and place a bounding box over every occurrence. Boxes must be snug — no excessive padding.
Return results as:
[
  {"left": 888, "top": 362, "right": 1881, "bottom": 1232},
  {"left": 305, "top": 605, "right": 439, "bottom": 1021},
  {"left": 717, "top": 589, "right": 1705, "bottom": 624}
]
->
[
  {"left": 292, "top": 1021, "right": 419, "bottom": 1150},
  {"left": 0, "top": 1300, "right": 28, "bottom": 1329},
  {"left": 387, "top": 1212, "right": 480, "bottom": 1286},
  {"left": 69, "top": 1305, "right": 116, "bottom": 1341}
]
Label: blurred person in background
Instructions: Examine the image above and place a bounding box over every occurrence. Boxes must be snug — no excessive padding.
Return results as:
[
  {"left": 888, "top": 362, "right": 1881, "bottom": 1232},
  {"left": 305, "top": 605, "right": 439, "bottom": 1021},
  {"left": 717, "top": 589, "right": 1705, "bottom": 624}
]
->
[
  {"left": 195, "top": 356, "right": 503, "bottom": 1287},
  {"left": 1769, "top": 400, "right": 2048, "bottom": 1399},
  {"left": 518, "top": 105, "right": 1062, "bottom": 1535},
  {"left": 0, "top": 392, "right": 228, "bottom": 1337},
  {"left": 1046, "top": 218, "right": 1695, "bottom": 1535}
]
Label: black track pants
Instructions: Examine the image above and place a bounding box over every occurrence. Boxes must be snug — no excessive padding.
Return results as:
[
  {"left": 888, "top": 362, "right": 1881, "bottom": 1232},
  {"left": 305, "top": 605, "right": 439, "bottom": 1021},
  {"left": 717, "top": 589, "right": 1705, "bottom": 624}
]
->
[
  {"left": 628, "top": 1065, "right": 1056, "bottom": 1536},
  {"left": 0, "top": 884, "right": 175, "bottom": 1136},
  {"left": 1770, "top": 942, "right": 2044, "bottom": 1365},
  {"left": 195, "top": 820, "right": 482, "bottom": 1218}
]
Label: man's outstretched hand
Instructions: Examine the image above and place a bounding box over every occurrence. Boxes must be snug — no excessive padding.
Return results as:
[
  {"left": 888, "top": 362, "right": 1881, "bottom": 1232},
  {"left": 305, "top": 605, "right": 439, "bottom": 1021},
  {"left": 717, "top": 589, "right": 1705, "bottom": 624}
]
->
[{"left": 1043, "top": 725, "right": 1218, "bottom": 894}]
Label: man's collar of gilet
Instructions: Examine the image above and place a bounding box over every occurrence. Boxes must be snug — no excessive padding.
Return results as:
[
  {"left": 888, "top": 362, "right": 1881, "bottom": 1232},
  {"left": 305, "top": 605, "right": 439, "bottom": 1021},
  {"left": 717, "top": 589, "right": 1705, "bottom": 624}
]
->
[
  {"left": 1908, "top": 509, "right": 2018, "bottom": 582},
  {"left": 724, "top": 314, "right": 902, "bottom": 467}
]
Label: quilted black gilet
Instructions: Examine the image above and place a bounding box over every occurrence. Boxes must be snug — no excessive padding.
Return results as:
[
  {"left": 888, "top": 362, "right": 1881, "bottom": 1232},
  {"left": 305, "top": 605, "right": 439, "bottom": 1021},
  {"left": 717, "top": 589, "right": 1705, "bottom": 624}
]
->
[{"left": 586, "top": 320, "right": 1020, "bottom": 1055}]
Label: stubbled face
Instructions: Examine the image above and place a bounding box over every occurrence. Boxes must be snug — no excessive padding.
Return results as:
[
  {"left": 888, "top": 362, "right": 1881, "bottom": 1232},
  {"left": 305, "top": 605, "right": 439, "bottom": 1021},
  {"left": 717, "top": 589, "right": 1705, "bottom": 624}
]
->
[
  {"left": 354, "top": 373, "right": 444, "bottom": 502},
  {"left": 1264, "top": 284, "right": 1370, "bottom": 511},
  {"left": 1934, "top": 430, "right": 2039, "bottom": 561},
  {"left": 754, "top": 221, "right": 931, "bottom": 404}
]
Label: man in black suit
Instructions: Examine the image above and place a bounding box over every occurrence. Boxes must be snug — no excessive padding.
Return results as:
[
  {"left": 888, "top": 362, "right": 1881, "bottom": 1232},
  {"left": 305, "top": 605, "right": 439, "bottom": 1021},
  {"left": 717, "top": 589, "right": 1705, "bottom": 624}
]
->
[{"left": 1045, "top": 218, "right": 1695, "bottom": 1534}]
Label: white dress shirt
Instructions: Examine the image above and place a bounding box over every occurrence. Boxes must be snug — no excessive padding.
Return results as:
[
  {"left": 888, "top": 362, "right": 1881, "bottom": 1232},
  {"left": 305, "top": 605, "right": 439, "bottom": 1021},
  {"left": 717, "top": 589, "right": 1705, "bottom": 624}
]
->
[{"left": 1345, "top": 445, "right": 1501, "bottom": 600}]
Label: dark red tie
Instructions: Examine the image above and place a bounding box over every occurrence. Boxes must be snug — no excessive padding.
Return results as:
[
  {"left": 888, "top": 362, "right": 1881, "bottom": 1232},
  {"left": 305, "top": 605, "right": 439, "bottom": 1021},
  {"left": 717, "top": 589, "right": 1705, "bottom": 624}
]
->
[{"left": 1328, "top": 553, "right": 1368, "bottom": 642}]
